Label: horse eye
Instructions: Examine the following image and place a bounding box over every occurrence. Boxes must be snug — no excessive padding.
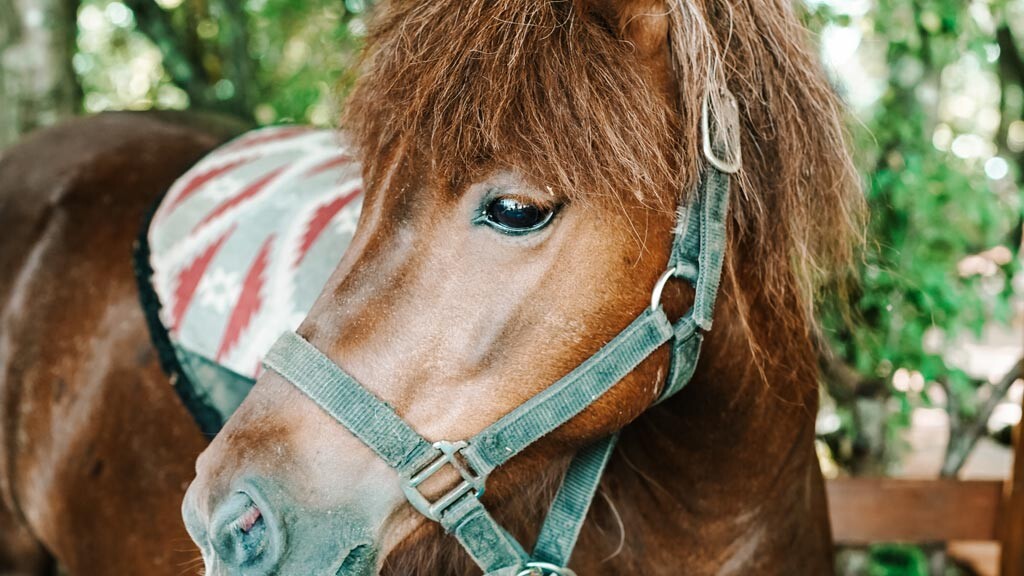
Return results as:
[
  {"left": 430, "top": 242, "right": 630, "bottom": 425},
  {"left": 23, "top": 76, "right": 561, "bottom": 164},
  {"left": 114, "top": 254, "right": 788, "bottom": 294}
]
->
[{"left": 482, "top": 197, "right": 556, "bottom": 235}]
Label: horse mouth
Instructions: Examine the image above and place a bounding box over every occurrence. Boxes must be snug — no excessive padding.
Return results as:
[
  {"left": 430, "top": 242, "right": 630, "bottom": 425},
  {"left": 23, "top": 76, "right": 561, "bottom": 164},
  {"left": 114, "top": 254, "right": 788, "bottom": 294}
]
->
[{"left": 336, "top": 544, "right": 376, "bottom": 576}]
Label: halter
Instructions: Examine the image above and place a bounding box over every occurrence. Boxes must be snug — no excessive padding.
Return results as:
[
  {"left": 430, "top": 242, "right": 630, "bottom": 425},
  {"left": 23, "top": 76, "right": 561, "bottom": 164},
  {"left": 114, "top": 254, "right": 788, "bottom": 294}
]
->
[{"left": 263, "top": 89, "right": 740, "bottom": 576}]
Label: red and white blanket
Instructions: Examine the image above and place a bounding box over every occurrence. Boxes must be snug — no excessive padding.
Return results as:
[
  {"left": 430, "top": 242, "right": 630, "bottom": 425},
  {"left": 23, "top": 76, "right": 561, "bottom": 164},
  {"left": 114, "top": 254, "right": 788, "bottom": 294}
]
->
[{"left": 148, "top": 126, "right": 363, "bottom": 381}]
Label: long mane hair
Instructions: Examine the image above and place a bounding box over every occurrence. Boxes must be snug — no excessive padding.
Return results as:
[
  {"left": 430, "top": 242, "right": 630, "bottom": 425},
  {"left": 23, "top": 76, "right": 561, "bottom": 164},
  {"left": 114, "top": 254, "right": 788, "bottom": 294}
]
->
[{"left": 342, "top": 0, "right": 862, "bottom": 564}]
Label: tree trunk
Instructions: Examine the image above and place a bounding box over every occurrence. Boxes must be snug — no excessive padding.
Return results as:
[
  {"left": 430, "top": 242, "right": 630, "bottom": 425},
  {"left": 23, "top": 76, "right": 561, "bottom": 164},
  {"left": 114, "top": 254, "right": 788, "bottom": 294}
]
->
[{"left": 0, "top": 0, "right": 79, "bottom": 149}]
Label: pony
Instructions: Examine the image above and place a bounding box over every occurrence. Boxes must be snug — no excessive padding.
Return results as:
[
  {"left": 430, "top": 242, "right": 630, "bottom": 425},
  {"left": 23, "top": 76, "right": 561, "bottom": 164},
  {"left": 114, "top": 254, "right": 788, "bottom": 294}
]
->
[{"left": 0, "top": 0, "right": 862, "bottom": 574}]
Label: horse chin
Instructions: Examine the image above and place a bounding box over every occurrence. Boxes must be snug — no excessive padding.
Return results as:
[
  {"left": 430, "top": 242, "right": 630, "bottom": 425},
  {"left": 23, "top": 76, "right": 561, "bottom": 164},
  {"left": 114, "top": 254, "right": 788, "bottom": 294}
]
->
[
  {"left": 379, "top": 519, "right": 471, "bottom": 575},
  {"left": 253, "top": 488, "right": 404, "bottom": 575},
  {"left": 184, "top": 474, "right": 386, "bottom": 576},
  {"left": 197, "top": 525, "right": 379, "bottom": 576},
  {"left": 333, "top": 544, "right": 378, "bottom": 576},
  {"left": 374, "top": 506, "right": 442, "bottom": 569},
  {"left": 206, "top": 531, "right": 378, "bottom": 576}
]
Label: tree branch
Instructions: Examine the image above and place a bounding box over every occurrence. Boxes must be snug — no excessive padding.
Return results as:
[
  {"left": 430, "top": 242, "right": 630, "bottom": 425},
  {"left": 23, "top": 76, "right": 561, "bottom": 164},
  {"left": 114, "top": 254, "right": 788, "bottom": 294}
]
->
[
  {"left": 815, "top": 330, "right": 887, "bottom": 402},
  {"left": 997, "top": 25, "right": 1024, "bottom": 89},
  {"left": 941, "top": 358, "right": 1024, "bottom": 477}
]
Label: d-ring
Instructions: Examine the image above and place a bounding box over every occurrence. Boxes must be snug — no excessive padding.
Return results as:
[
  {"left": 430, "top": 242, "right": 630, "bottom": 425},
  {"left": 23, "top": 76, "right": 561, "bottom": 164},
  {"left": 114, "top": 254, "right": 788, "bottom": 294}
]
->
[
  {"left": 650, "top": 267, "right": 677, "bottom": 312},
  {"left": 702, "top": 90, "right": 742, "bottom": 175}
]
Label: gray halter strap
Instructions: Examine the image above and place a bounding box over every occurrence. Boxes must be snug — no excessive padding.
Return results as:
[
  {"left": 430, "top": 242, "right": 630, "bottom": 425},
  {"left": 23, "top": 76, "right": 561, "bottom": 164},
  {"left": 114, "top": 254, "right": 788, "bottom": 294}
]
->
[{"left": 263, "top": 90, "right": 739, "bottom": 576}]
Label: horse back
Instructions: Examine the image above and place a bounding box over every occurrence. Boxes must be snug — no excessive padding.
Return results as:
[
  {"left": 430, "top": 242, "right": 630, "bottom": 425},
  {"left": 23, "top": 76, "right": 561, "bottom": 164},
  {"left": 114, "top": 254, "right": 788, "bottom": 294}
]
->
[{"left": 0, "top": 112, "right": 240, "bottom": 575}]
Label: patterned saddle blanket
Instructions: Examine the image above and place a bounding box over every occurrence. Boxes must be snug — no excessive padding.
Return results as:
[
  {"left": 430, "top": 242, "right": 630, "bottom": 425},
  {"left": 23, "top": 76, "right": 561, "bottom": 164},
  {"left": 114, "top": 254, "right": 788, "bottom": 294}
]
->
[{"left": 136, "top": 127, "right": 363, "bottom": 433}]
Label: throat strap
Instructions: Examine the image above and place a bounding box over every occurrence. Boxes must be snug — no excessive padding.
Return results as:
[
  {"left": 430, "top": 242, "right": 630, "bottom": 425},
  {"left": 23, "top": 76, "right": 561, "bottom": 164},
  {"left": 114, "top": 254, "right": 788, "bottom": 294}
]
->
[{"left": 531, "top": 435, "right": 618, "bottom": 567}]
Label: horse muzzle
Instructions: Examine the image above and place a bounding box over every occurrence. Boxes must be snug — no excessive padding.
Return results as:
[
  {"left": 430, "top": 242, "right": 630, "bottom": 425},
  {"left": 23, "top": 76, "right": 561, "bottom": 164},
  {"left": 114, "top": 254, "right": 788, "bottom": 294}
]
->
[{"left": 182, "top": 477, "right": 380, "bottom": 575}]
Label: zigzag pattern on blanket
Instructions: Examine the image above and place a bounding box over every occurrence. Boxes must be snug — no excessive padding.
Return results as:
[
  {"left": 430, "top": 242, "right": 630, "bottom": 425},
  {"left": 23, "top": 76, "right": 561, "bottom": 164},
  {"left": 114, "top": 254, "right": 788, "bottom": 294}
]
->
[{"left": 145, "top": 126, "right": 364, "bottom": 424}]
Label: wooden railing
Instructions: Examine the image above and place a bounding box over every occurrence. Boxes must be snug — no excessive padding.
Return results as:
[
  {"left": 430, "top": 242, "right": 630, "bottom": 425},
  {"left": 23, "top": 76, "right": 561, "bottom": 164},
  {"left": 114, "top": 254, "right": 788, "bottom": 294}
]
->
[{"left": 827, "top": 391, "right": 1024, "bottom": 574}]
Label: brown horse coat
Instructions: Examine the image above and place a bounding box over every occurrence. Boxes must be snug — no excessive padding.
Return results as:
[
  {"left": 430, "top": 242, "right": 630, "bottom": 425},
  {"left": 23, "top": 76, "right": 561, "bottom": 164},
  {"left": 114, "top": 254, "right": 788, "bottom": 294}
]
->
[{"left": 0, "top": 113, "right": 238, "bottom": 575}]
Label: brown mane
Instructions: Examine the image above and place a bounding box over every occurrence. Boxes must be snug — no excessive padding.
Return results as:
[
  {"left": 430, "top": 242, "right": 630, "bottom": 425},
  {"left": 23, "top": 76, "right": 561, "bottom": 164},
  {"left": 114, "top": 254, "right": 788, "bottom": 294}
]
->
[
  {"left": 339, "top": 1, "right": 863, "bottom": 570},
  {"left": 344, "top": 0, "right": 681, "bottom": 210},
  {"left": 344, "top": 0, "right": 864, "bottom": 376}
]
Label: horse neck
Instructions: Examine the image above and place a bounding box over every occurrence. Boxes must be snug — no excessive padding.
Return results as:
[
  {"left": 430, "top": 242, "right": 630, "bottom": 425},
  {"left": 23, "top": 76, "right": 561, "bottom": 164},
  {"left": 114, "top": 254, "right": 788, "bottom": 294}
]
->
[
  {"left": 571, "top": 295, "right": 835, "bottom": 575},
  {"left": 388, "top": 291, "right": 834, "bottom": 575}
]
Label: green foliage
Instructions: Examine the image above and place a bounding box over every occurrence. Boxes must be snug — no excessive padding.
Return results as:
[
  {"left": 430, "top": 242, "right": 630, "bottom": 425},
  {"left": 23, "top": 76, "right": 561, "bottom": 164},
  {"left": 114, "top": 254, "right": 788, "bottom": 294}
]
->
[
  {"left": 868, "top": 544, "right": 930, "bottom": 576},
  {"left": 75, "top": 0, "right": 367, "bottom": 125},
  {"left": 74, "top": 2, "right": 175, "bottom": 112},
  {"left": 809, "top": 0, "right": 1023, "bottom": 472},
  {"left": 243, "top": 0, "right": 366, "bottom": 124}
]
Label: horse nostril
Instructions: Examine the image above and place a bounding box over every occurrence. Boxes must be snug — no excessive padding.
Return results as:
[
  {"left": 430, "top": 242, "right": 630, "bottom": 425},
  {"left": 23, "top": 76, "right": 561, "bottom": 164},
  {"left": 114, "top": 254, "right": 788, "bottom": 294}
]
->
[
  {"left": 238, "top": 504, "right": 263, "bottom": 533},
  {"left": 211, "top": 492, "right": 269, "bottom": 568}
]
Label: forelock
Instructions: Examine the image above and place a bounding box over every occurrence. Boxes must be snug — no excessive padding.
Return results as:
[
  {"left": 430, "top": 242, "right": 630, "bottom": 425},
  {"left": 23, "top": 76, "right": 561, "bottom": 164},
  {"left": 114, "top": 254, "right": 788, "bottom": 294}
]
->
[{"left": 343, "top": 0, "right": 681, "bottom": 209}]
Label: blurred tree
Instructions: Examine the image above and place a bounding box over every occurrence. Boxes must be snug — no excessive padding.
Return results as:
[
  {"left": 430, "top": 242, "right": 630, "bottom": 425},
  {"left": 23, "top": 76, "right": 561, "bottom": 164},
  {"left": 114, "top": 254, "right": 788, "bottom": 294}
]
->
[
  {"left": 0, "top": 0, "right": 80, "bottom": 147},
  {"left": 808, "top": 0, "right": 1023, "bottom": 481},
  {"left": 805, "top": 3, "right": 1024, "bottom": 572},
  {"left": 71, "top": 0, "right": 367, "bottom": 126},
  {"left": 121, "top": 0, "right": 255, "bottom": 119}
]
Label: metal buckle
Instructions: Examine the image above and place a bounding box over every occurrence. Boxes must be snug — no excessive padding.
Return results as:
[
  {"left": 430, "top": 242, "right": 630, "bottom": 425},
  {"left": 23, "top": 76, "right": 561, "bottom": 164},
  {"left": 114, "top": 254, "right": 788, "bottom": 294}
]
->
[
  {"left": 650, "top": 266, "right": 677, "bottom": 312},
  {"left": 515, "top": 562, "right": 578, "bottom": 576},
  {"left": 400, "top": 440, "right": 486, "bottom": 522},
  {"left": 701, "top": 89, "right": 742, "bottom": 175}
]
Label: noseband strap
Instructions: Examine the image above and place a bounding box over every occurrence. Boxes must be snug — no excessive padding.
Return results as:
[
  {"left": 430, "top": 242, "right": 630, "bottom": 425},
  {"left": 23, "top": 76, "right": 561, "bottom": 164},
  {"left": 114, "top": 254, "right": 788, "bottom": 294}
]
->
[
  {"left": 264, "top": 90, "right": 739, "bottom": 575},
  {"left": 261, "top": 333, "right": 438, "bottom": 476}
]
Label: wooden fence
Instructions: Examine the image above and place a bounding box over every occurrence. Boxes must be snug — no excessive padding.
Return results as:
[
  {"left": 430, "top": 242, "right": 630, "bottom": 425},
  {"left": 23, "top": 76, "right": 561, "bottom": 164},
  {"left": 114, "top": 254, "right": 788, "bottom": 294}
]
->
[{"left": 827, "top": 391, "right": 1024, "bottom": 574}]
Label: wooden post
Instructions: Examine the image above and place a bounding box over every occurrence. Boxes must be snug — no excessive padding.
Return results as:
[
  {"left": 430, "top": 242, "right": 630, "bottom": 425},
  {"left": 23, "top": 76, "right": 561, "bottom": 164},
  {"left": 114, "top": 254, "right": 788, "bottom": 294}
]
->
[{"left": 1001, "top": 386, "right": 1024, "bottom": 575}]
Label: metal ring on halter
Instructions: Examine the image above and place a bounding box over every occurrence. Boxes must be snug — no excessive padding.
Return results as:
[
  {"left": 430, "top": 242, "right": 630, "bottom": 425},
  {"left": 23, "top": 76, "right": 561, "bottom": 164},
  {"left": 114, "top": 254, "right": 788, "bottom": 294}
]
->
[
  {"left": 650, "top": 266, "right": 677, "bottom": 312},
  {"left": 515, "top": 561, "right": 578, "bottom": 576},
  {"left": 702, "top": 93, "right": 742, "bottom": 175}
]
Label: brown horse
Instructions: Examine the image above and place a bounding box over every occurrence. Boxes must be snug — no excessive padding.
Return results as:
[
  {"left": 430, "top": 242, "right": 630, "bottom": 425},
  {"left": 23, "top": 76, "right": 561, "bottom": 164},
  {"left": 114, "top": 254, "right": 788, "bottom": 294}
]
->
[
  {"left": 1, "top": 0, "right": 862, "bottom": 574},
  {"left": 0, "top": 112, "right": 245, "bottom": 575}
]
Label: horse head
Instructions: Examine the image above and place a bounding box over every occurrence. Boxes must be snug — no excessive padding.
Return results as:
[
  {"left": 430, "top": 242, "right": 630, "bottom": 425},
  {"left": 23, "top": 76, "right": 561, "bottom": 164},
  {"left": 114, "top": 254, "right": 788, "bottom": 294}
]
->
[{"left": 181, "top": 1, "right": 862, "bottom": 574}]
